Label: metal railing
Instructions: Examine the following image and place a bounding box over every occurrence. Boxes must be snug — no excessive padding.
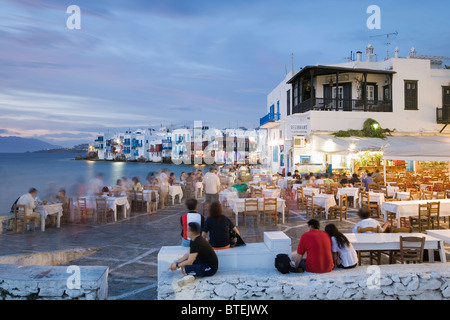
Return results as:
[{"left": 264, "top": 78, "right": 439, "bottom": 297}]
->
[
  {"left": 292, "top": 98, "right": 393, "bottom": 113},
  {"left": 259, "top": 112, "right": 280, "bottom": 126}
]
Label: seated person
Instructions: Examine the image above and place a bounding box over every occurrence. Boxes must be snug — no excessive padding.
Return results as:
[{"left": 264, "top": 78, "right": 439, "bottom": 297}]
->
[
  {"left": 231, "top": 178, "right": 248, "bottom": 197},
  {"left": 352, "top": 208, "right": 381, "bottom": 233},
  {"left": 202, "top": 202, "right": 240, "bottom": 250},
  {"left": 340, "top": 174, "right": 349, "bottom": 185},
  {"left": 294, "top": 219, "right": 334, "bottom": 273},
  {"left": 325, "top": 224, "right": 358, "bottom": 269},
  {"left": 349, "top": 173, "right": 361, "bottom": 185},
  {"left": 180, "top": 199, "right": 204, "bottom": 247},
  {"left": 170, "top": 222, "right": 218, "bottom": 278}
]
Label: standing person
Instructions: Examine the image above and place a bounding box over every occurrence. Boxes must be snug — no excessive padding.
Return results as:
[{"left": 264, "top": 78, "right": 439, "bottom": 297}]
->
[
  {"left": 169, "top": 222, "right": 218, "bottom": 279},
  {"left": 294, "top": 219, "right": 334, "bottom": 273},
  {"left": 202, "top": 167, "right": 221, "bottom": 203},
  {"left": 325, "top": 224, "right": 358, "bottom": 269},
  {"left": 202, "top": 202, "right": 240, "bottom": 250},
  {"left": 180, "top": 199, "right": 205, "bottom": 247},
  {"left": 159, "top": 169, "right": 169, "bottom": 209}
]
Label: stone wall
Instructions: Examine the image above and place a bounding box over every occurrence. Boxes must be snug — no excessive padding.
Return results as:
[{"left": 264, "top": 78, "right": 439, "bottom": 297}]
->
[
  {"left": 158, "top": 263, "right": 450, "bottom": 300},
  {"left": 0, "top": 264, "right": 108, "bottom": 300}
]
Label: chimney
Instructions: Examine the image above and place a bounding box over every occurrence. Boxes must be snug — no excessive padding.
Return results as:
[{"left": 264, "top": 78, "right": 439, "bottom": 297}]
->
[
  {"left": 366, "top": 44, "right": 374, "bottom": 62},
  {"left": 394, "top": 47, "right": 399, "bottom": 58},
  {"left": 356, "top": 51, "right": 362, "bottom": 62}
]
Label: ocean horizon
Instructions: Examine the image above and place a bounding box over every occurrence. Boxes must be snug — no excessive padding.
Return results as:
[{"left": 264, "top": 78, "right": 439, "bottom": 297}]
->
[{"left": 0, "top": 153, "right": 212, "bottom": 213}]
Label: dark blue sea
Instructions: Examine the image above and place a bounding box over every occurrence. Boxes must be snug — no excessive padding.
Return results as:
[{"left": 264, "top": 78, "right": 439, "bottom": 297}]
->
[{"left": 0, "top": 153, "right": 211, "bottom": 213}]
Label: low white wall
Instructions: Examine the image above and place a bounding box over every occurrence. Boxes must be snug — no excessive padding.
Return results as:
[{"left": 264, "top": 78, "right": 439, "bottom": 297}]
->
[
  {"left": 0, "top": 264, "right": 108, "bottom": 300},
  {"left": 158, "top": 263, "right": 450, "bottom": 300}
]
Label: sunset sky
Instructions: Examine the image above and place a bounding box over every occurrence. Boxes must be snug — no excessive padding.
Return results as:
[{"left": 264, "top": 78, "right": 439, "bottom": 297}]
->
[{"left": 1, "top": 0, "right": 449, "bottom": 147}]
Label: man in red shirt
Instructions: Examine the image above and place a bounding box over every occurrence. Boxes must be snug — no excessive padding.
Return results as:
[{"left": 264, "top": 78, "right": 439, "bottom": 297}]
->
[{"left": 294, "top": 219, "right": 334, "bottom": 273}]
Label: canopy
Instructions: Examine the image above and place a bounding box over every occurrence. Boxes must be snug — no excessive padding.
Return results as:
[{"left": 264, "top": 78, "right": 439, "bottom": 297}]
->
[
  {"left": 310, "top": 134, "right": 450, "bottom": 161},
  {"left": 383, "top": 135, "right": 450, "bottom": 161},
  {"left": 310, "top": 135, "right": 388, "bottom": 155}
]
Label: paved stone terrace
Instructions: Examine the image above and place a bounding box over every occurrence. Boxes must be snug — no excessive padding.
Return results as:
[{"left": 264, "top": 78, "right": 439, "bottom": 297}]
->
[{"left": 0, "top": 198, "right": 449, "bottom": 300}]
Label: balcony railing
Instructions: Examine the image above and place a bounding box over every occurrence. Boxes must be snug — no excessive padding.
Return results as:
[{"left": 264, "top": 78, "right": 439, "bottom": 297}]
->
[
  {"left": 292, "top": 98, "right": 392, "bottom": 114},
  {"left": 259, "top": 112, "right": 280, "bottom": 127},
  {"left": 437, "top": 107, "right": 450, "bottom": 124}
]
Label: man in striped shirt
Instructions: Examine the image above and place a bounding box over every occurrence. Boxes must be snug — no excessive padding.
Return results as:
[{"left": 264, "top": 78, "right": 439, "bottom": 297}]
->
[{"left": 180, "top": 198, "right": 205, "bottom": 247}]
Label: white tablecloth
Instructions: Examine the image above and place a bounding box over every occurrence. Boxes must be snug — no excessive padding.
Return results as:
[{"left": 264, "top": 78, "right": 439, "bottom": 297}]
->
[
  {"left": 394, "top": 191, "right": 410, "bottom": 200},
  {"left": 359, "top": 192, "right": 385, "bottom": 207},
  {"left": 169, "top": 185, "right": 183, "bottom": 204},
  {"left": 381, "top": 199, "right": 450, "bottom": 222},
  {"left": 387, "top": 186, "right": 400, "bottom": 197},
  {"left": 35, "top": 203, "right": 63, "bottom": 231},
  {"left": 261, "top": 188, "right": 281, "bottom": 198},
  {"left": 229, "top": 197, "right": 286, "bottom": 226},
  {"left": 344, "top": 233, "right": 446, "bottom": 263},
  {"left": 78, "top": 196, "right": 130, "bottom": 221},
  {"left": 303, "top": 187, "right": 320, "bottom": 196},
  {"left": 219, "top": 189, "right": 239, "bottom": 204},
  {"left": 336, "top": 188, "right": 360, "bottom": 208},
  {"left": 312, "top": 194, "right": 336, "bottom": 218}
]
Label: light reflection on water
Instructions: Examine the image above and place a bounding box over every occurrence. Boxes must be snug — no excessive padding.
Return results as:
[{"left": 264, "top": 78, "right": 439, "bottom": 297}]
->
[{"left": 0, "top": 153, "right": 212, "bottom": 213}]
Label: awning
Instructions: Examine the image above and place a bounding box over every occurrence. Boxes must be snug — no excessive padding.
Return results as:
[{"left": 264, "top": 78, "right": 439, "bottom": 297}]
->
[
  {"left": 310, "top": 134, "right": 450, "bottom": 161},
  {"left": 383, "top": 135, "right": 450, "bottom": 161},
  {"left": 310, "top": 135, "right": 387, "bottom": 155}
]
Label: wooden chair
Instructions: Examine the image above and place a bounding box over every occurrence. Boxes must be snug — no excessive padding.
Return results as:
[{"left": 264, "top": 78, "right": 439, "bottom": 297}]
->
[
  {"left": 305, "top": 194, "right": 325, "bottom": 219},
  {"left": 77, "top": 198, "right": 89, "bottom": 224},
  {"left": 262, "top": 198, "right": 278, "bottom": 225},
  {"left": 368, "top": 182, "right": 379, "bottom": 191},
  {"left": 328, "top": 194, "right": 347, "bottom": 221},
  {"left": 13, "top": 204, "right": 38, "bottom": 233},
  {"left": 435, "top": 191, "right": 446, "bottom": 199},
  {"left": 252, "top": 187, "right": 264, "bottom": 198},
  {"left": 95, "top": 198, "right": 113, "bottom": 224},
  {"left": 428, "top": 201, "right": 440, "bottom": 229},
  {"left": 387, "top": 226, "right": 412, "bottom": 263},
  {"left": 409, "top": 203, "right": 431, "bottom": 233},
  {"left": 409, "top": 191, "right": 421, "bottom": 200},
  {"left": 296, "top": 187, "right": 306, "bottom": 210},
  {"left": 132, "top": 190, "right": 146, "bottom": 214},
  {"left": 393, "top": 236, "right": 425, "bottom": 264},
  {"left": 360, "top": 191, "right": 380, "bottom": 218},
  {"left": 318, "top": 184, "right": 327, "bottom": 194},
  {"left": 306, "top": 183, "right": 316, "bottom": 188},
  {"left": 357, "top": 226, "right": 381, "bottom": 265},
  {"left": 329, "top": 184, "right": 340, "bottom": 197},
  {"left": 243, "top": 198, "right": 259, "bottom": 227},
  {"left": 421, "top": 191, "right": 433, "bottom": 200}
]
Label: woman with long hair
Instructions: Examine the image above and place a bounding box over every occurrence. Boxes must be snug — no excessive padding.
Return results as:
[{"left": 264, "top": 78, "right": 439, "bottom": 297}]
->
[
  {"left": 324, "top": 223, "right": 358, "bottom": 269},
  {"left": 202, "top": 201, "right": 240, "bottom": 250}
]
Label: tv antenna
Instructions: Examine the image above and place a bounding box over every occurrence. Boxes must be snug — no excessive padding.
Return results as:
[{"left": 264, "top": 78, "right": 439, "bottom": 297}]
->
[{"left": 370, "top": 30, "right": 398, "bottom": 59}]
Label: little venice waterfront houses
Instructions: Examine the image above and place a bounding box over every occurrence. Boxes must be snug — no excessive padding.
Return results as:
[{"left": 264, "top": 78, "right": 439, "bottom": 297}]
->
[{"left": 260, "top": 44, "right": 450, "bottom": 175}]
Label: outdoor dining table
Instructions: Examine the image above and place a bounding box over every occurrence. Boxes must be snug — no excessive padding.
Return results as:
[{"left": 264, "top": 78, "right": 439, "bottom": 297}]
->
[
  {"left": 359, "top": 191, "right": 385, "bottom": 207},
  {"left": 169, "top": 185, "right": 183, "bottom": 205},
  {"left": 381, "top": 199, "right": 450, "bottom": 222},
  {"left": 143, "top": 190, "right": 160, "bottom": 211},
  {"left": 386, "top": 185, "right": 400, "bottom": 198},
  {"left": 219, "top": 188, "right": 239, "bottom": 204},
  {"left": 426, "top": 230, "right": 450, "bottom": 245},
  {"left": 34, "top": 203, "right": 63, "bottom": 231},
  {"left": 394, "top": 191, "right": 411, "bottom": 200},
  {"left": 261, "top": 187, "right": 281, "bottom": 198},
  {"left": 78, "top": 195, "right": 130, "bottom": 222},
  {"left": 335, "top": 187, "right": 360, "bottom": 208},
  {"left": 228, "top": 197, "right": 286, "bottom": 226},
  {"left": 344, "top": 233, "right": 447, "bottom": 263},
  {"left": 303, "top": 187, "right": 320, "bottom": 196},
  {"left": 312, "top": 194, "right": 336, "bottom": 218}
]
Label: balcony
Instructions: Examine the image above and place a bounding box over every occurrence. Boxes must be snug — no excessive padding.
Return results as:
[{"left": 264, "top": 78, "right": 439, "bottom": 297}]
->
[
  {"left": 259, "top": 112, "right": 280, "bottom": 128},
  {"left": 94, "top": 137, "right": 104, "bottom": 143},
  {"left": 292, "top": 98, "right": 392, "bottom": 114},
  {"left": 132, "top": 140, "right": 143, "bottom": 148}
]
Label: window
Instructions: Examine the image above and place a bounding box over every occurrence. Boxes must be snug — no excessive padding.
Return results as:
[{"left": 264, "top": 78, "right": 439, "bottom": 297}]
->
[
  {"left": 287, "top": 89, "right": 291, "bottom": 115},
  {"left": 294, "top": 84, "right": 298, "bottom": 106},
  {"left": 404, "top": 80, "right": 418, "bottom": 110}
]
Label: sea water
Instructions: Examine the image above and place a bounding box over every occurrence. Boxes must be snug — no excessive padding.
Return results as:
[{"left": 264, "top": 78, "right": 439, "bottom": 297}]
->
[{"left": 0, "top": 153, "right": 212, "bottom": 213}]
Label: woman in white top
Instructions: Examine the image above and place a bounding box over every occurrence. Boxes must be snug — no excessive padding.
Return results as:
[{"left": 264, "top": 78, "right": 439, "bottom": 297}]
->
[
  {"left": 325, "top": 224, "right": 358, "bottom": 269},
  {"left": 352, "top": 208, "right": 381, "bottom": 233}
]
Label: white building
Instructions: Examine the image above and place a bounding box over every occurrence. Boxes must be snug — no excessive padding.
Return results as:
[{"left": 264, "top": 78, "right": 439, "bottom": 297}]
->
[{"left": 260, "top": 45, "right": 450, "bottom": 174}]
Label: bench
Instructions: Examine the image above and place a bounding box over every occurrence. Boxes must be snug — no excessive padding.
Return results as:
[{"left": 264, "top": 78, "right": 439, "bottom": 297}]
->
[{"left": 157, "top": 231, "right": 291, "bottom": 279}]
